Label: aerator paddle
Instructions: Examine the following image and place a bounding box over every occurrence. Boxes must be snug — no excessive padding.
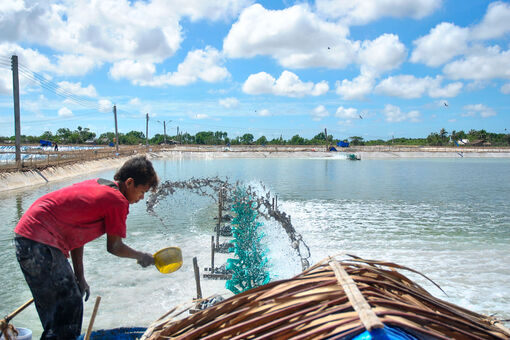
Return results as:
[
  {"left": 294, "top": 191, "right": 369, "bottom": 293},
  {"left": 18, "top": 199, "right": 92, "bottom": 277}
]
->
[{"left": 153, "top": 247, "right": 183, "bottom": 274}]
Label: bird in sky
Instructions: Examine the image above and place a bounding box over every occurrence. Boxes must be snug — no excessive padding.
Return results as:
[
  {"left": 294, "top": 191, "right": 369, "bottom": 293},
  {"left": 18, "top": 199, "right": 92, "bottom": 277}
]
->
[
  {"left": 444, "top": 101, "right": 449, "bottom": 107},
  {"left": 359, "top": 114, "right": 363, "bottom": 119}
]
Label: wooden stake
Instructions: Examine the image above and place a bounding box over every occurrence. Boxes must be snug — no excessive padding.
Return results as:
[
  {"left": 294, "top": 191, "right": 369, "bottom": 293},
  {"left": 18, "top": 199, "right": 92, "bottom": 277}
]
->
[
  {"left": 216, "top": 189, "right": 222, "bottom": 248},
  {"left": 85, "top": 296, "right": 101, "bottom": 340},
  {"left": 193, "top": 257, "right": 202, "bottom": 300},
  {"left": 210, "top": 236, "right": 215, "bottom": 274}
]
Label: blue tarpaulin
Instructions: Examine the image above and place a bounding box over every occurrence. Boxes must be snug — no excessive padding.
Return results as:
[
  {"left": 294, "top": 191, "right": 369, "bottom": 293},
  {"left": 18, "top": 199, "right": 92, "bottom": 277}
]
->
[
  {"left": 39, "top": 139, "right": 52, "bottom": 146},
  {"left": 77, "top": 327, "right": 146, "bottom": 340},
  {"left": 337, "top": 141, "right": 350, "bottom": 147},
  {"left": 352, "top": 326, "right": 418, "bottom": 340}
]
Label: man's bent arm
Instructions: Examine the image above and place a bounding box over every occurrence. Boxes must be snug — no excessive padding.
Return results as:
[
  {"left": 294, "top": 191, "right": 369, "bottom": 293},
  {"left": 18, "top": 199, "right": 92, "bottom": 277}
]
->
[{"left": 106, "top": 234, "right": 154, "bottom": 267}]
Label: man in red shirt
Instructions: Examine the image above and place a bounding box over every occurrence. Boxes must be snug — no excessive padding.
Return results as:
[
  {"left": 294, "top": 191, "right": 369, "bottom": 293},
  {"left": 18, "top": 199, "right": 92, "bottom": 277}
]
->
[{"left": 14, "top": 156, "right": 159, "bottom": 339}]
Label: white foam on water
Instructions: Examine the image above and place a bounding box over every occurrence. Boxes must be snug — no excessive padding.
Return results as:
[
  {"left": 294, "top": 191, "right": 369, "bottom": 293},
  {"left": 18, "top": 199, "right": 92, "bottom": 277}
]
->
[{"left": 277, "top": 198, "right": 510, "bottom": 322}]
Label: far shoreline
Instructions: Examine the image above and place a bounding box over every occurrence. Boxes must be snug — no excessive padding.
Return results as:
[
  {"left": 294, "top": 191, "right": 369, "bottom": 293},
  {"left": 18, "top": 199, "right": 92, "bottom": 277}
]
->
[{"left": 1, "top": 145, "right": 509, "bottom": 193}]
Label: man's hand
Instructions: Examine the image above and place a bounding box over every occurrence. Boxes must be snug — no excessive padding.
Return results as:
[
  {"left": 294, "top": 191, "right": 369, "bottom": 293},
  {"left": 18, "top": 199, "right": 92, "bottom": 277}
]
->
[
  {"left": 76, "top": 276, "right": 90, "bottom": 301},
  {"left": 137, "top": 252, "right": 155, "bottom": 267}
]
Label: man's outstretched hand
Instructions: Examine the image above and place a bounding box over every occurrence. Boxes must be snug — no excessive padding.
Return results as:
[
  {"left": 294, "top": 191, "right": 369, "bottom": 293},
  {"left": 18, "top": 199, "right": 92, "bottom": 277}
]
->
[{"left": 137, "top": 252, "right": 155, "bottom": 267}]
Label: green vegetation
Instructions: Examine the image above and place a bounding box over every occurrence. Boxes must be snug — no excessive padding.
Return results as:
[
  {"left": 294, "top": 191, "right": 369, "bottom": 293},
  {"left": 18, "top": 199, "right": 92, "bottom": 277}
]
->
[{"left": 1, "top": 127, "right": 509, "bottom": 146}]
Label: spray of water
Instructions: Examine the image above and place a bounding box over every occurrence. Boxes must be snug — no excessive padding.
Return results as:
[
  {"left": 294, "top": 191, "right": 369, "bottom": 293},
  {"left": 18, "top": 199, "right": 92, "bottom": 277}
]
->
[{"left": 146, "top": 177, "right": 311, "bottom": 271}]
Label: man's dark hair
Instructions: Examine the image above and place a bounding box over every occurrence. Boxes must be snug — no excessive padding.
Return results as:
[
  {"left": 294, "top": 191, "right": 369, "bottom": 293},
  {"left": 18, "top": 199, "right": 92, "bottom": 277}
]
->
[{"left": 114, "top": 156, "right": 158, "bottom": 191}]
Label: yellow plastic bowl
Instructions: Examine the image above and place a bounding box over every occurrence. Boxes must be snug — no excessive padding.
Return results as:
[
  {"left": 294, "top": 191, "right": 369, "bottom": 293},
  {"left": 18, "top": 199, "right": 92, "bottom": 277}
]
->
[{"left": 153, "top": 247, "right": 183, "bottom": 274}]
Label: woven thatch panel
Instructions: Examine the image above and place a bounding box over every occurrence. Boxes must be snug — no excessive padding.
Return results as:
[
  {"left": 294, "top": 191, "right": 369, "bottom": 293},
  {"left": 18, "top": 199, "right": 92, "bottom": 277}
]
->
[{"left": 141, "top": 255, "right": 510, "bottom": 340}]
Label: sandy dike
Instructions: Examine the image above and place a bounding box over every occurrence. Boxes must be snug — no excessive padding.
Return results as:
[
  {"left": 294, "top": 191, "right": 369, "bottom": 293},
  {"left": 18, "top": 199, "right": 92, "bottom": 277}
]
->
[
  {"left": 1, "top": 149, "right": 510, "bottom": 193},
  {"left": 0, "top": 156, "right": 133, "bottom": 193}
]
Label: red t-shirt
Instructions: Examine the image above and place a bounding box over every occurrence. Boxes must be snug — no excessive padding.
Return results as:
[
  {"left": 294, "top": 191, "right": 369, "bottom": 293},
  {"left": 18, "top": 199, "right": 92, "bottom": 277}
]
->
[{"left": 15, "top": 178, "right": 129, "bottom": 257}]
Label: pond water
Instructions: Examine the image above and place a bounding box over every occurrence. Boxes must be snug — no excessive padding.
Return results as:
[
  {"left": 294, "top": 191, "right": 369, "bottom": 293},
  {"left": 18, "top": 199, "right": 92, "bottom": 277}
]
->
[{"left": 1, "top": 157, "right": 509, "bottom": 337}]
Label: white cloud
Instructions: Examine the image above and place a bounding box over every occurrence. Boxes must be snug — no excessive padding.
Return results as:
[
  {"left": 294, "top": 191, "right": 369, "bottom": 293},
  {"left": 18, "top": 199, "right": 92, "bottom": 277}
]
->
[
  {"left": 58, "top": 106, "right": 73, "bottom": 117},
  {"left": 411, "top": 23, "right": 469, "bottom": 67},
  {"left": 0, "top": 0, "right": 254, "bottom": 81},
  {"left": 463, "top": 104, "right": 496, "bottom": 118},
  {"left": 54, "top": 54, "right": 99, "bottom": 76},
  {"left": 311, "top": 105, "right": 330, "bottom": 121},
  {"left": 443, "top": 47, "right": 510, "bottom": 80},
  {"left": 140, "top": 47, "right": 230, "bottom": 86},
  {"left": 109, "top": 60, "right": 156, "bottom": 82},
  {"left": 258, "top": 109, "right": 271, "bottom": 117},
  {"left": 98, "top": 99, "right": 112, "bottom": 113},
  {"left": 219, "top": 97, "right": 239, "bottom": 108},
  {"left": 224, "top": 4, "right": 357, "bottom": 69},
  {"left": 383, "top": 104, "right": 421, "bottom": 122},
  {"left": 501, "top": 83, "right": 510, "bottom": 94},
  {"left": 358, "top": 34, "right": 407, "bottom": 74},
  {"left": 243, "top": 71, "right": 329, "bottom": 97},
  {"left": 335, "top": 73, "right": 375, "bottom": 100},
  {"left": 315, "top": 0, "right": 441, "bottom": 24},
  {"left": 375, "top": 75, "right": 462, "bottom": 98},
  {"left": 193, "top": 113, "right": 209, "bottom": 120},
  {"left": 471, "top": 1, "right": 510, "bottom": 40},
  {"left": 335, "top": 106, "right": 359, "bottom": 120},
  {"left": 57, "top": 81, "right": 97, "bottom": 98},
  {"left": 171, "top": 0, "right": 253, "bottom": 21}
]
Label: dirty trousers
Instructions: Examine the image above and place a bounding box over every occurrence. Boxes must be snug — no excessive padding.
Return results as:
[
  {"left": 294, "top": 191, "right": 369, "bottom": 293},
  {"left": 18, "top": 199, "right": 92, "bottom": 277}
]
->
[{"left": 15, "top": 237, "right": 83, "bottom": 340}]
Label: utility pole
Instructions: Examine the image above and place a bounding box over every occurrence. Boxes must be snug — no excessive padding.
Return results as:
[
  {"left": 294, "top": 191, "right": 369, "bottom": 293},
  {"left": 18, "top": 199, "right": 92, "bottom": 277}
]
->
[
  {"left": 11, "top": 55, "right": 21, "bottom": 168},
  {"left": 113, "top": 105, "right": 119, "bottom": 153},
  {"left": 157, "top": 120, "right": 171, "bottom": 144},
  {"left": 146, "top": 113, "right": 149, "bottom": 150},
  {"left": 177, "top": 126, "right": 179, "bottom": 144},
  {"left": 324, "top": 128, "right": 328, "bottom": 151},
  {"left": 163, "top": 121, "right": 167, "bottom": 144}
]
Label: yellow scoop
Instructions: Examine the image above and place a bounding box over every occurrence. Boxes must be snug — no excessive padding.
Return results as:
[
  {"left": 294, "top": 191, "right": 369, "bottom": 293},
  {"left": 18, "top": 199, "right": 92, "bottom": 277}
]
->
[{"left": 153, "top": 247, "right": 183, "bottom": 274}]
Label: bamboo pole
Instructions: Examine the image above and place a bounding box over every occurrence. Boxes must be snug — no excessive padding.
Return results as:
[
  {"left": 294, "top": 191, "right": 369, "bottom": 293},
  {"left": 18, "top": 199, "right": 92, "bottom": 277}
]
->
[
  {"left": 84, "top": 296, "right": 101, "bottom": 340},
  {"left": 193, "top": 257, "right": 202, "bottom": 300}
]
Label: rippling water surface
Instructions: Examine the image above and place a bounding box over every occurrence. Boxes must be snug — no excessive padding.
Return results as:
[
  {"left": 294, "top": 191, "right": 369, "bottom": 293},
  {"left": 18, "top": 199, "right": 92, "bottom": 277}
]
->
[{"left": 1, "top": 157, "right": 509, "bottom": 336}]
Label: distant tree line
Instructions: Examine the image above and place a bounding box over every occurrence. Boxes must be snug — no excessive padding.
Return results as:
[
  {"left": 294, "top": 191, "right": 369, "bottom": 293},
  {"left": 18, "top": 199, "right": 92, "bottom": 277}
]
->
[{"left": 1, "top": 127, "right": 509, "bottom": 147}]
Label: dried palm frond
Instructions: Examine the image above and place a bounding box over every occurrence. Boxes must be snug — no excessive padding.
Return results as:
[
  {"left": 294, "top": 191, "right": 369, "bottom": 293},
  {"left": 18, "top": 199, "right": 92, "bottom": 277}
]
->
[{"left": 141, "top": 255, "right": 510, "bottom": 340}]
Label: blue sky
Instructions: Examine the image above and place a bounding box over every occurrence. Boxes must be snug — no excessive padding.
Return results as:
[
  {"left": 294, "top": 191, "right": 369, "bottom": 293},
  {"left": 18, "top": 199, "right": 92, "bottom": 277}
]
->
[{"left": 0, "top": 0, "right": 509, "bottom": 141}]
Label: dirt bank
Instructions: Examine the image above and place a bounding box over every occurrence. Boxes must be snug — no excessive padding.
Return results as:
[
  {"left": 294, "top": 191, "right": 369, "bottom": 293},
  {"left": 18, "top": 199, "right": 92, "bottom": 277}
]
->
[{"left": 0, "top": 156, "right": 133, "bottom": 193}]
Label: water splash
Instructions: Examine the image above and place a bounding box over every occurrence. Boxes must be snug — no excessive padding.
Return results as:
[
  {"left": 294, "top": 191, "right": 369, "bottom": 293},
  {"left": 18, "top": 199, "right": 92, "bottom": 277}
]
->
[{"left": 146, "top": 177, "right": 311, "bottom": 271}]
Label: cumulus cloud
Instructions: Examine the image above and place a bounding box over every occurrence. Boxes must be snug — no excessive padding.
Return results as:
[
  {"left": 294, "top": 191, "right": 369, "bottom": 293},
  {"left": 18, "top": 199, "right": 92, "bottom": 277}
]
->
[
  {"left": 0, "top": 0, "right": 250, "bottom": 63},
  {"left": 358, "top": 34, "right": 407, "bottom": 74},
  {"left": 383, "top": 104, "right": 421, "bottom": 122},
  {"left": 224, "top": 4, "right": 357, "bottom": 69},
  {"left": 443, "top": 47, "right": 510, "bottom": 80},
  {"left": 219, "top": 97, "right": 239, "bottom": 108},
  {"left": 54, "top": 54, "right": 99, "bottom": 76},
  {"left": 98, "top": 99, "right": 112, "bottom": 113},
  {"left": 311, "top": 105, "right": 330, "bottom": 121},
  {"left": 139, "top": 47, "right": 230, "bottom": 86},
  {"left": 57, "top": 81, "right": 97, "bottom": 97},
  {"left": 58, "top": 106, "right": 73, "bottom": 117},
  {"left": 335, "top": 106, "right": 359, "bottom": 120},
  {"left": 109, "top": 60, "right": 156, "bottom": 83},
  {"left": 375, "top": 75, "right": 462, "bottom": 98},
  {"left": 471, "top": 1, "right": 510, "bottom": 40},
  {"left": 463, "top": 104, "right": 496, "bottom": 118},
  {"left": 243, "top": 71, "right": 329, "bottom": 97},
  {"left": 315, "top": 0, "right": 441, "bottom": 24},
  {"left": 335, "top": 73, "right": 375, "bottom": 100},
  {"left": 411, "top": 23, "right": 469, "bottom": 67}
]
